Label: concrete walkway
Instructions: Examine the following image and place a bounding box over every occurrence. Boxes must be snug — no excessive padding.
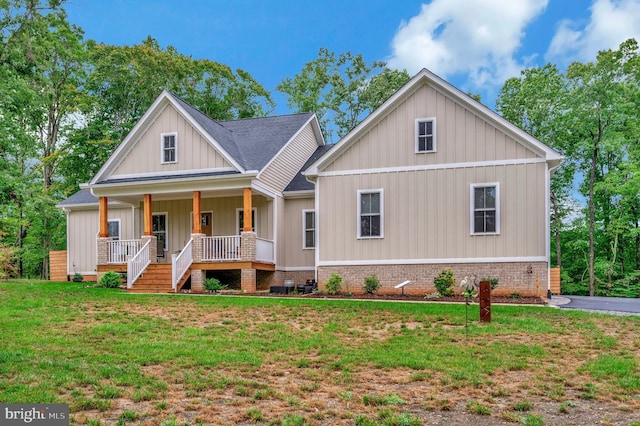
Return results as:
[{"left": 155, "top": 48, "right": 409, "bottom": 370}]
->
[{"left": 547, "top": 295, "right": 640, "bottom": 315}]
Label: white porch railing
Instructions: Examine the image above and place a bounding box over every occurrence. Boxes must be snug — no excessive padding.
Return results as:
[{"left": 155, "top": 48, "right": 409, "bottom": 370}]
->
[
  {"left": 172, "top": 238, "right": 193, "bottom": 292},
  {"left": 127, "top": 239, "right": 151, "bottom": 289},
  {"left": 107, "top": 239, "right": 143, "bottom": 264},
  {"left": 256, "top": 238, "right": 274, "bottom": 262},
  {"left": 202, "top": 236, "right": 241, "bottom": 261}
]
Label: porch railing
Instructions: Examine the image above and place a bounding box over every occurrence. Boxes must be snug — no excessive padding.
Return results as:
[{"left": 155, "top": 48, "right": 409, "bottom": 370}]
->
[
  {"left": 256, "top": 238, "right": 274, "bottom": 262},
  {"left": 127, "top": 239, "right": 151, "bottom": 289},
  {"left": 172, "top": 238, "right": 193, "bottom": 292},
  {"left": 202, "top": 236, "right": 241, "bottom": 261},
  {"left": 107, "top": 239, "right": 143, "bottom": 264}
]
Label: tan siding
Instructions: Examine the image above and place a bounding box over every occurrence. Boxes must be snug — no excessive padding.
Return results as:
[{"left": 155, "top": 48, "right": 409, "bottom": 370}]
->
[
  {"left": 258, "top": 123, "right": 318, "bottom": 192},
  {"left": 279, "top": 198, "right": 315, "bottom": 268},
  {"left": 67, "top": 207, "right": 132, "bottom": 274},
  {"left": 148, "top": 195, "right": 273, "bottom": 255},
  {"left": 324, "top": 82, "right": 541, "bottom": 173},
  {"left": 318, "top": 163, "right": 547, "bottom": 262},
  {"left": 112, "top": 104, "right": 232, "bottom": 177}
]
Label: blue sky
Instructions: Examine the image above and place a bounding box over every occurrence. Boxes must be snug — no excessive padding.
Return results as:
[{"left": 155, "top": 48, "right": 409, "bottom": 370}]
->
[{"left": 66, "top": 0, "right": 640, "bottom": 113}]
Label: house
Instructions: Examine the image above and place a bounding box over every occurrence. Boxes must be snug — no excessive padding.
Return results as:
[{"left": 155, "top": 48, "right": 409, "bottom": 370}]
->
[{"left": 58, "top": 69, "right": 562, "bottom": 296}]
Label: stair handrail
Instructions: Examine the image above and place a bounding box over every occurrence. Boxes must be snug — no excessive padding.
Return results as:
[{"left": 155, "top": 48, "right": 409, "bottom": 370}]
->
[
  {"left": 127, "top": 238, "right": 151, "bottom": 289},
  {"left": 172, "top": 237, "right": 193, "bottom": 292}
]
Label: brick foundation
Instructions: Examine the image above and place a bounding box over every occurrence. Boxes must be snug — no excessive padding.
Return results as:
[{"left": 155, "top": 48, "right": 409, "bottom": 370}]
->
[
  {"left": 241, "top": 268, "right": 257, "bottom": 293},
  {"left": 191, "top": 270, "right": 205, "bottom": 293},
  {"left": 317, "top": 262, "right": 548, "bottom": 297}
]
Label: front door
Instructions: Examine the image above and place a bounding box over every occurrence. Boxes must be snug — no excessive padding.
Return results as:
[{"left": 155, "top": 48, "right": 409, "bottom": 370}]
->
[{"left": 201, "top": 212, "right": 212, "bottom": 237}]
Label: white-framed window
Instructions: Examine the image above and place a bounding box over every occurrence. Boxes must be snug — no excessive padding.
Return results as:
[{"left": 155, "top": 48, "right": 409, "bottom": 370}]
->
[
  {"left": 236, "top": 208, "right": 257, "bottom": 234},
  {"left": 470, "top": 183, "right": 500, "bottom": 235},
  {"left": 107, "top": 219, "right": 120, "bottom": 241},
  {"left": 161, "top": 132, "right": 178, "bottom": 164},
  {"left": 152, "top": 212, "right": 168, "bottom": 252},
  {"left": 415, "top": 117, "right": 436, "bottom": 153},
  {"left": 302, "top": 210, "right": 315, "bottom": 249},
  {"left": 358, "top": 189, "right": 383, "bottom": 239}
]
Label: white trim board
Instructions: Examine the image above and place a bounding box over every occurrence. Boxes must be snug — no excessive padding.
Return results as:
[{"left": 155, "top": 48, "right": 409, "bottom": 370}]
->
[
  {"left": 318, "top": 158, "right": 546, "bottom": 178},
  {"left": 318, "top": 256, "right": 547, "bottom": 267}
]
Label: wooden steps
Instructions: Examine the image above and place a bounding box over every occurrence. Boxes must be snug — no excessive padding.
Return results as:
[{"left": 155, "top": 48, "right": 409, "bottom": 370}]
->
[{"left": 128, "top": 263, "right": 174, "bottom": 293}]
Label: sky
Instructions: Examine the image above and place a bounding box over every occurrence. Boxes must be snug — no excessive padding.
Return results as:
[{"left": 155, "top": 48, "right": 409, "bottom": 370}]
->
[{"left": 65, "top": 0, "right": 640, "bottom": 113}]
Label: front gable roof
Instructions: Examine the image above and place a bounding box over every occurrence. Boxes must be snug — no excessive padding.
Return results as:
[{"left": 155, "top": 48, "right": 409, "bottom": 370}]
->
[
  {"left": 88, "top": 91, "right": 319, "bottom": 186},
  {"left": 304, "top": 68, "right": 563, "bottom": 177}
]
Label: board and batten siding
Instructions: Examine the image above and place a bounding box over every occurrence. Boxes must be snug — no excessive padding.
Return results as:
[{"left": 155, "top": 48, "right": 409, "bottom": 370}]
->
[
  {"left": 148, "top": 195, "right": 273, "bottom": 255},
  {"left": 67, "top": 207, "right": 133, "bottom": 275},
  {"left": 112, "top": 104, "right": 232, "bottom": 177},
  {"left": 277, "top": 197, "right": 315, "bottom": 269},
  {"left": 258, "top": 123, "right": 318, "bottom": 192},
  {"left": 324, "top": 83, "right": 540, "bottom": 173},
  {"left": 318, "top": 162, "right": 547, "bottom": 263}
]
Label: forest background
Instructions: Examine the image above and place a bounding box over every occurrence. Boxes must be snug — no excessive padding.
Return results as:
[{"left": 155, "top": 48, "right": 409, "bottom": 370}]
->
[{"left": 1, "top": 0, "right": 639, "bottom": 297}]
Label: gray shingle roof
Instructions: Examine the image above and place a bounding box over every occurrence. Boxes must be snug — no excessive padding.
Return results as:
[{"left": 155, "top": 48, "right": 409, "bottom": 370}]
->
[
  {"left": 284, "top": 144, "right": 334, "bottom": 192},
  {"left": 57, "top": 189, "right": 98, "bottom": 206},
  {"left": 169, "top": 92, "right": 315, "bottom": 171},
  {"left": 96, "top": 170, "right": 239, "bottom": 185}
]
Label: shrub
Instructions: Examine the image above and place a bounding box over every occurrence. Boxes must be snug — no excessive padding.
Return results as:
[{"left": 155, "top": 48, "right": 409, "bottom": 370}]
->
[
  {"left": 73, "top": 272, "right": 84, "bottom": 282},
  {"left": 204, "top": 278, "right": 227, "bottom": 293},
  {"left": 98, "top": 271, "right": 122, "bottom": 288},
  {"left": 433, "top": 269, "right": 455, "bottom": 296},
  {"left": 325, "top": 273, "right": 343, "bottom": 295},
  {"left": 363, "top": 274, "right": 381, "bottom": 294},
  {"left": 0, "top": 245, "right": 16, "bottom": 279},
  {"left": 481, "top": 277, "right": 499, "bottom": 290}
]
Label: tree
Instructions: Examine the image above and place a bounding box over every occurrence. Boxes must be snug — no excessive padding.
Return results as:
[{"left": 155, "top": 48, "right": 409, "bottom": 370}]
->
[
  {"left": 277, "top": 48, "right": 410, "bottom": 141},
  {"left": 496, "top": 64, "right": 573, "bottom": 269},
  {"left": 565, "top": 39, "right": 638, "bottom": 296}
]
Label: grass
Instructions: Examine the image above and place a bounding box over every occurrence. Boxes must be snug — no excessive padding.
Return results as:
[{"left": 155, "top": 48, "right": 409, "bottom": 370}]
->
[{"left": 1, "top": 280, "right": 639, "bottom": 425}]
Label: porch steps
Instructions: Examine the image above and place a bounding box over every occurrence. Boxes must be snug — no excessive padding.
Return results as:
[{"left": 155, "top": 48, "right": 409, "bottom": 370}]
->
[{"left": 128, "top": 263, "right": 174, "bottom": 293}]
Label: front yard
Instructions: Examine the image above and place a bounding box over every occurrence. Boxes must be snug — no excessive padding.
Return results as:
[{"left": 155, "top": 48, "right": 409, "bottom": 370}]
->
[{"left": 0, "top": 281, "right": 638, "bottom": 425}]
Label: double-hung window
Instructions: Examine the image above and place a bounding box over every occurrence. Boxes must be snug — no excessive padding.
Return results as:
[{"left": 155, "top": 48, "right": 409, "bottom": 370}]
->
[
  {"left": 161, "top": 132, "right": 177, "bottom": 163},
  {"left": 107, "top": 219, "right": 120, "bottom": 241},
  {"left": 415, "top": 118, "right": 436, "bottom": 153},
  {"left": 302, "top": 210, "right": 315, "bottom": 249},
  {"left": 471, "top": 183, "right": 499, "bottom": 235},
  {"left": 237, "top": 208, "right": 256, "bottom": 234},
  {"left": 358, "top": 190, "right": 383, "bottom": 238}
]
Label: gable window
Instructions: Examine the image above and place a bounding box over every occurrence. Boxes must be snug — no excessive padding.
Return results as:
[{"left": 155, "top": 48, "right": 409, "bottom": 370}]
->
[
  {"left": 471, "top": 183, "right": 500, "bottom": 235},
  {"left": 237, "top": 208, "right": 257, "bottom": 234},
  {"left": 415, "top": 118, "right": 436, "bottom": 153},
  {"left": 358, "top": 189, "right": 383, "bottom": 238},
  {"left": 302, "top": 210, "right": 315, "bottom": 249},
  {"left": 161, "top": 132, "right": 177, "bottom": 164},
  {"left": 107, "top": 219, "right": 120, "bottom": 241}
]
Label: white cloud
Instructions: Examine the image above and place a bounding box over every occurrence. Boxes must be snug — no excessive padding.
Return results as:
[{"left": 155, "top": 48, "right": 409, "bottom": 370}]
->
[
  {"left": 387, "top": 0, "right": 548, "bottom": 89},
  {"left": 546, "top": 0, "right": 640, "bottom": 65}
]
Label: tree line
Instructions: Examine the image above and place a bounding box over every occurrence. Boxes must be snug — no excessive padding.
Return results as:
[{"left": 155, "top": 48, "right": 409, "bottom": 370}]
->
[{"left": 1, "top": 1, "right": 639, "bottom": 297}]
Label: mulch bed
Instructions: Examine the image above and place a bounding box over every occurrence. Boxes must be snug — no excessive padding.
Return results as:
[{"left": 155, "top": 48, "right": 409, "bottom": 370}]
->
[{"left": 251, "top": 291, "right": 547, "bottom": 305}]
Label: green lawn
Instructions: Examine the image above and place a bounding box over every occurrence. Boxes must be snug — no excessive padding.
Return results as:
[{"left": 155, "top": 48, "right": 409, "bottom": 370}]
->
[{"left": 0, "top": 281, "right": 638, "bottom": 425}]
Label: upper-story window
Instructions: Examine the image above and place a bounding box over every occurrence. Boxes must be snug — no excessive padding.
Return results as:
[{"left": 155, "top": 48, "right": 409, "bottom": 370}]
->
[
  {"left": 471, "top": 183, "right": 500, "bottom": 235},
  {"left": 161, "top": 132, "right": 178, "bottom": 164},
  {"left": 415, "top": 118, "right": 436, "bottom": 153}
]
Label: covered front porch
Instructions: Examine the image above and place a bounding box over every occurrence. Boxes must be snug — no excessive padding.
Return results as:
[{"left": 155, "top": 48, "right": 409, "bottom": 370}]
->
[{"left": 95, "top": 185, "right": 275, "bottom": 293}]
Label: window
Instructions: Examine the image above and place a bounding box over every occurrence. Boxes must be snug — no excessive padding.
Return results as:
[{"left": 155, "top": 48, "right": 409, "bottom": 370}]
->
[
  {"left": 107, "top": 219, "right": 120, "bottom": 240},
  {"left": 161, "top": 132, "right": 177, "bottom": 163},
  {"left": 302, "top": 210, "right": 315, "bottom": 249},
  {"left": 152, "top": 213, "right": 167, "bottom": 251},
  {"left": 415, "top": 118, "right": 436, "bottom": 153},
  {"left": 237, "top": 208, "right": 257, "bottom": 234},
  {"left": 358, "top": 190, "right": 383, "bottom": 238},
  {"left": 471, "top": 184, "right": 500, "bottom": 235}
]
